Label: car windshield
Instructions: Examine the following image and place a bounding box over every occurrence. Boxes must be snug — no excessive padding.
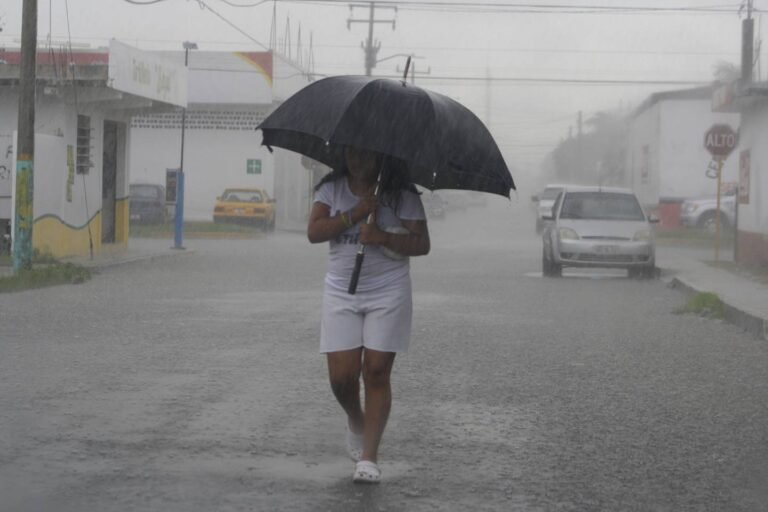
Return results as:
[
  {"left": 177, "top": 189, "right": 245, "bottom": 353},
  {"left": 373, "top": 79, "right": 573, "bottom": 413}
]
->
[
  {"left": 540, "top": 188, "right": 562, "bottom": 200},
  {"left": 130, "top": 185, "right": 161, "bottom": 199},
  {"left": 223, "top": 190, "right": 262, "bottom": 202},
  {"left": 560, "top": 192, "right": 646, "bottom": 221}
]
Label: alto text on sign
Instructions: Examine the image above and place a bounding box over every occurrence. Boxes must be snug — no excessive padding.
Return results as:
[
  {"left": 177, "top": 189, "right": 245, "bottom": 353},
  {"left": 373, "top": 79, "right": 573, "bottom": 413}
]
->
[{"left": 704, "top": 124, "right": 738, "bottom": 159}]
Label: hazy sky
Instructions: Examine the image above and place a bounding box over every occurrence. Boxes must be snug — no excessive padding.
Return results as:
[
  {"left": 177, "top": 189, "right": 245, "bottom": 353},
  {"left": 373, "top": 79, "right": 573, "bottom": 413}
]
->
[{"left": 0, "top": 0, "right": 761, "bottom": 181}]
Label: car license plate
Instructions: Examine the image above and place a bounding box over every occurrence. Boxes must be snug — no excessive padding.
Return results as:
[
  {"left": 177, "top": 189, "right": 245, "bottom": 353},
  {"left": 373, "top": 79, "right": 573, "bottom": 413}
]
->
[
  {"left": 595, "top": 245, "right": 619, "bottom": 254},
  {"left": 234, "top": 208, "right": 245, "bottom": 214}
]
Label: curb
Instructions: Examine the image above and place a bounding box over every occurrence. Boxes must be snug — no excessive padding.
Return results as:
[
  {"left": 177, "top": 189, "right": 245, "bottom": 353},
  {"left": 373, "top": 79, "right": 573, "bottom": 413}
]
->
[
  {"left": 65, "top": 249, "right": 195, "bottom": 272},
  {"left": 669, "top": 275, "right": 767, "bottom": 341}
]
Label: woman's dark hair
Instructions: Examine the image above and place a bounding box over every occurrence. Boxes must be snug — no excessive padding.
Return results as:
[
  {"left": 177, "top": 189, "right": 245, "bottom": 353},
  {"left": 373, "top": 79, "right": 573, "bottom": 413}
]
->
[{"left": 314, "top": 152, "right": 419, "bottom": 213}]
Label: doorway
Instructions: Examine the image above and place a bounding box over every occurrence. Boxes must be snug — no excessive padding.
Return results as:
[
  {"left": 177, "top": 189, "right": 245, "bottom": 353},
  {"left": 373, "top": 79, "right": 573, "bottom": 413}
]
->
[{"left": 102, "top": 120, "right": 118, "bottom": 244}]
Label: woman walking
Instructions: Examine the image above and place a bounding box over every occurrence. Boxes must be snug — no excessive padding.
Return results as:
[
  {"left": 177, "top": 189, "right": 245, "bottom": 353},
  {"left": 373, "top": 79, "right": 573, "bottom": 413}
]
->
[{"left": 307, "top": 146, "right": 430, "bottom": 483}]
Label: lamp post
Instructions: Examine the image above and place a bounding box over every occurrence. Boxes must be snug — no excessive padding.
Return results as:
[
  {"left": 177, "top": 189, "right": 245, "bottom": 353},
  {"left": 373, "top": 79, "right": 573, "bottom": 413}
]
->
[{"left": 173, "top": 41, "right": 197, "bottom": 250}]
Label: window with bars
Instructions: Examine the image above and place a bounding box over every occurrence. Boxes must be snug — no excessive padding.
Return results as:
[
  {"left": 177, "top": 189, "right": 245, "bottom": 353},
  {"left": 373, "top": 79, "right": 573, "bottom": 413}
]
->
[{"left": 76, "top": 114, "right": 93, "bottom": 174}]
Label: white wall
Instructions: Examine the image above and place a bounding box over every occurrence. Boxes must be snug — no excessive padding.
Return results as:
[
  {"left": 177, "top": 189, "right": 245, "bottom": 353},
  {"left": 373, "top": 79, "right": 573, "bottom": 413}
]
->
[
  {"left": 625, "top": 102, "right": 660, "bottom": 207},
  {"left": 129, "top": 106, "right": 275, "bottom": 220},
  {"left": 272, "top": 54, "right": 314, "bottom": 102},
  {"left": 737, "top": 101, "right": 768, "bottom": 235},
  {"left": 658, "top": 101, "right": 739, "bottom": 200},
  {"left": 0, "top": 95, "right": 103, "bottom": 229},
  {"left": 626, "top": 98, "right": 740, "bottom": 206},
  {"left": 127, "top": 50, "right": 315, "bottom": 224},
  {"left": 273, "top": 148, "right": 312, "bottom": 231}
]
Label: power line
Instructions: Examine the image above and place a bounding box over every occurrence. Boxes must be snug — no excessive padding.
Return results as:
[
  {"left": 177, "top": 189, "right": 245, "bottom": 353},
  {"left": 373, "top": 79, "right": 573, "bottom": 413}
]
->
[
  {"left": 269, "top": 0, "right": 744, "bottom": 15},
  {"left": 64, "top": 0, "right": 95, "bottom": 260},
  {"left": 115, "top": 0, "right": 744, "bottom": 16},
  {"left": 371, "top": 74, "right": 708, "bottom": 86},
  {"left": 193, "top": 0, "right": 270, "bottom": 50},
  {"left": 119, "top": 0, "right": 270, "bottom": 49},
  {"left": 9, "top": 31, "right": 737, "bottom": 59},
  {"left": 218, "top": 0, "right": 271, "bottom": 5},
  {"left": 309, "top": 42, "right": 740, "bottom": 57}
]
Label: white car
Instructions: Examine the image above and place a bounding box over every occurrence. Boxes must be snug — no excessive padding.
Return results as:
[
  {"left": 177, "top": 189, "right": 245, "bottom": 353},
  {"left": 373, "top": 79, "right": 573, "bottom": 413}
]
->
[
  {"left": 542, "top": 186, "right": 658, "bottom": 278},
  {"left": 680, "top": 192, "right": 736, "bottom": 234},
  {"left": 532, "top": 184, "right": 570, "bottom": 233}
]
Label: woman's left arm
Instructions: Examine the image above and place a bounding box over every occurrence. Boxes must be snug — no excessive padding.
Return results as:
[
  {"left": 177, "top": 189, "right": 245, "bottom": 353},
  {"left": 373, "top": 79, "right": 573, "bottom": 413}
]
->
[{"left": 360, "top": 218, "right": 430, "bottom": 257}]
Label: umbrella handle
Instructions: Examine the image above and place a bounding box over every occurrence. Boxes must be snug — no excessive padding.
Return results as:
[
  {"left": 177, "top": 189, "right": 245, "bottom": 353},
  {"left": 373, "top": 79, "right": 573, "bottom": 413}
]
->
[
  {"left": 348, "top": 210, "right": 375, "bottom": 295},
  {"left": 348, "top": 249, "right": 365, "bottom": 295},
  {"left": 348, "top": 158, "right": 386, "bottom": 295}
]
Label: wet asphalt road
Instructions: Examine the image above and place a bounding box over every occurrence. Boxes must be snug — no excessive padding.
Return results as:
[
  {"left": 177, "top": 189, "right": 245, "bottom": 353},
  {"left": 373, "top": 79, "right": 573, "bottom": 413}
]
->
[{"left": 1, "top": 198, "right": 767, "bottom": 512}]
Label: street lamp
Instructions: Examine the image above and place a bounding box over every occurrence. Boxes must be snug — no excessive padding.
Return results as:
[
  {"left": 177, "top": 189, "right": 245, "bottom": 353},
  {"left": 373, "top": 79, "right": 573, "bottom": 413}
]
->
[{"left": 173, "top": 40, "right": 197, "bottom": 250}]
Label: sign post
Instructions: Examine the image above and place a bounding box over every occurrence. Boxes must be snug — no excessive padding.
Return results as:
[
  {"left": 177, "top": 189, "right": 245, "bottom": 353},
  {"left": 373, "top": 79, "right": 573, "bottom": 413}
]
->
[{"left": 703, "top": 124, "right": 738, "bottom": 261}]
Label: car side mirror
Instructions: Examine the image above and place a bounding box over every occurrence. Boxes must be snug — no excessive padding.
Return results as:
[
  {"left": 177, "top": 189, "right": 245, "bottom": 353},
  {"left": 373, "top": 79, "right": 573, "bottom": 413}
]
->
[
  {"left": 648, "top": 214, "right": 660, "bottom": 224},
  {"left": 542, "top": 214, "right": 554, "bottom": 221},
  {"left": 531, "top": 195, "right": 539, "bottom": 202}
]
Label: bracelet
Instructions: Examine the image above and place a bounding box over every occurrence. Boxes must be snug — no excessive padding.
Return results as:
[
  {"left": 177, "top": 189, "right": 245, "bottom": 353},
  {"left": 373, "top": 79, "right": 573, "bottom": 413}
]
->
[{"left": 340, "top": 211, "right": 352, "bottom": 228}]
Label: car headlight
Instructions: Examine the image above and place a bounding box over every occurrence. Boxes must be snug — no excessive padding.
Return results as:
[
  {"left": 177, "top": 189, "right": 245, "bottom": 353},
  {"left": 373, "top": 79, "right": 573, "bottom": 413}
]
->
[
  {"left": 634, "top": 229, "right": 651, "bottom": 241},
  {"left": 558, "top": 227, "right": 579, "bottom": 240},
  {"left": 683, "top": 204, "right": 698, "bottom": 213}
]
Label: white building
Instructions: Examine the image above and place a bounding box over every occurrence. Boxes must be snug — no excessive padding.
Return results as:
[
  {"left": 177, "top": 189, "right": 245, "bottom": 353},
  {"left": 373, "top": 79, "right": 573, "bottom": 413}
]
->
[
  {"left": 0, "top": 42, "right": 181, "bottom": 258},
  {"left": 713, "top": 79, "right": 768, "bottom": 266},
  {"left": 625, "top": 86, "right": 741, "bottom": 224},
  {"left": 128, "top": 50, "right": 316, "bottom": 230}
]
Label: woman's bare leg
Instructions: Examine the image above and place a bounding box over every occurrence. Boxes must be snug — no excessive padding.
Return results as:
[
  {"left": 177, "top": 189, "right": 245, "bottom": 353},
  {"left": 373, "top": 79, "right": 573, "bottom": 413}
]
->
[
  {"left": 327, "top": 348, "right": 365, "bottom": 433},
  {"left": 360, "top": 349, "right": 396, "bottom": 463}
]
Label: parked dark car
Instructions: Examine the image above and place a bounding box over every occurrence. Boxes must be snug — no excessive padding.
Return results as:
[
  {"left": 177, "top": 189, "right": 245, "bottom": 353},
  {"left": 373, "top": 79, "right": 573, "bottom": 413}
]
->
[{"left": 129, "top": 183, "right": 167, "bottom": 224}]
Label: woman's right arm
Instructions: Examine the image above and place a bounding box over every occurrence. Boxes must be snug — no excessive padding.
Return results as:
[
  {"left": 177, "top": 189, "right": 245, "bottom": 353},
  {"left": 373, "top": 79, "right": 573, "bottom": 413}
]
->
[{"left": 307, "top": 202, "right": 350, "bottom": 244}]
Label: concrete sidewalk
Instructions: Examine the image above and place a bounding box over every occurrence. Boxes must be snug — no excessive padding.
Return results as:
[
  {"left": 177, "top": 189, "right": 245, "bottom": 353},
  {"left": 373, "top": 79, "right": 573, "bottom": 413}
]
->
[
  {"left": 0, "top": 237, "right": 190, "bottom": 277},
  {"left": 61, "top": 237, "right": 194, "bottom": 270},
  {"left": 657, "top": 245, "right": 768, "bottom": 341}
]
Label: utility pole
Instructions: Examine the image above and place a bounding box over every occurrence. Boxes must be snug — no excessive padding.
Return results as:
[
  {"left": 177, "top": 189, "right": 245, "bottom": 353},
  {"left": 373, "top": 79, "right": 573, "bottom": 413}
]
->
[
  {"left": 395, "top": 55, "right": 429, "bottom": 83},
  {"left": 173, "top": 41, "right": 197, "bottom": 251},
  {"left": 14, "top": 0, "right": 37, "bottom": 273},
  {"left": 348, "top": 2, "right": 397, "bottom": 76},
  {"left": 742, "top": 0, "right": 754, "bottom": 84}
]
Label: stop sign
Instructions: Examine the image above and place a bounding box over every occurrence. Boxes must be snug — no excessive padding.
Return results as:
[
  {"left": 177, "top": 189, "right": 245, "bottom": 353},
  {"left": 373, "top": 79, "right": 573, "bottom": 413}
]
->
[{"left": 704, "top": 124, "right": 738, "bottom": 159}]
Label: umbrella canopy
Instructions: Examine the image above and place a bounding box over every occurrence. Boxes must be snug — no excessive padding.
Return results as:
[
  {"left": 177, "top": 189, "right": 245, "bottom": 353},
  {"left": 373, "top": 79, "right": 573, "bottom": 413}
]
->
[{"left": 257, "top": 75, "right": 515, "bottom": 197}]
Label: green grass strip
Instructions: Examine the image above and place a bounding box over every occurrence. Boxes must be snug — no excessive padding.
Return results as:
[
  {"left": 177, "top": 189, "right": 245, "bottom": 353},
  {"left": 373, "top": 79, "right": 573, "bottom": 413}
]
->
[
  {"left": 0, "top": 263, "right": 91, "bottom": 293},
  {"left": 674, "top": 291, "right": 725, "bottom": 319}
]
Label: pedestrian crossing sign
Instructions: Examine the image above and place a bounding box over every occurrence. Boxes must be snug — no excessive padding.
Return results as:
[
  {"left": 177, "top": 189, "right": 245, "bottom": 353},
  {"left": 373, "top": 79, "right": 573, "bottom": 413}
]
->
[{"left": 247, "top": 159, "right": 262, "bottom": 175}]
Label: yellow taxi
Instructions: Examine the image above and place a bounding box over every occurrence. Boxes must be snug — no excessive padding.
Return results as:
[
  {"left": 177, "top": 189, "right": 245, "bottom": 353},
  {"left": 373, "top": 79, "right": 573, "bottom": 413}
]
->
[{"left": 213, "top": 188, "right": 276, "bottom": 230}]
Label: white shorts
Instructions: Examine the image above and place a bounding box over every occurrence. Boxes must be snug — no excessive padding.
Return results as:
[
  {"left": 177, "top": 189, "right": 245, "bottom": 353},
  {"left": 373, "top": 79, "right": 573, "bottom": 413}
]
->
[{"left": 320, "top": 277, "right": 413, "bottom": 353}]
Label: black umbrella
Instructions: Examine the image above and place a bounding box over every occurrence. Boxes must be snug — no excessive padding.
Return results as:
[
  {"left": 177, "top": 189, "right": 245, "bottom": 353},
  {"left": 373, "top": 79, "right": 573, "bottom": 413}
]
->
[
  {"left": 257, "top": 75, "right": 515, "bottom": 197},
  {"left": 257, "top": 72, "right": 515, "bottom": 293}
]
